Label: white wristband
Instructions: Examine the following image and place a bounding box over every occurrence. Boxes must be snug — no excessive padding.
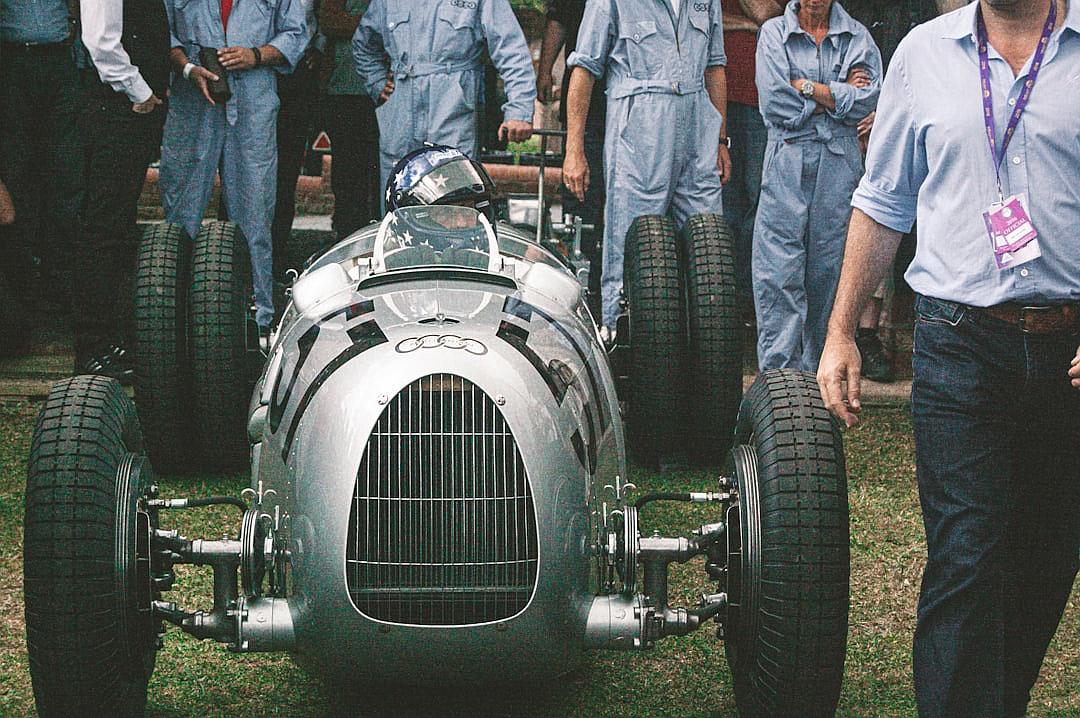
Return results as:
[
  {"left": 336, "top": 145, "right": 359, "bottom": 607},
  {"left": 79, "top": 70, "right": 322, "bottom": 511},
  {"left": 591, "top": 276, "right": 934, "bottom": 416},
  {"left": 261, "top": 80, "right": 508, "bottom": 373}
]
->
[{"left": 182, "top": 62, "right": 195, "bottom": 80}]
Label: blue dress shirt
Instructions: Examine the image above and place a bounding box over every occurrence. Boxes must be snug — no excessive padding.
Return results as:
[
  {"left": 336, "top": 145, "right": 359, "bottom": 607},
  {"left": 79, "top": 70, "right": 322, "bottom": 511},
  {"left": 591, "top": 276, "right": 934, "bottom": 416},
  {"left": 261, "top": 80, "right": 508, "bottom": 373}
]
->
[
  {"left": 852, "top": 1, "right": 1080, "bottom": 306},
  {"left": 1, "top": 0, "right": 71, "bottom": 44}
]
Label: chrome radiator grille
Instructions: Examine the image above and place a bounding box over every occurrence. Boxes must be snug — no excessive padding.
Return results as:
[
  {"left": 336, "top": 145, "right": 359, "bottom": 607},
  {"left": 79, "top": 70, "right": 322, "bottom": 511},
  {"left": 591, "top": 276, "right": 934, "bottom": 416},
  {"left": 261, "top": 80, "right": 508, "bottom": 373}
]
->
[{"left": 346, "top": 374, "right": 539, "bottom": 625}]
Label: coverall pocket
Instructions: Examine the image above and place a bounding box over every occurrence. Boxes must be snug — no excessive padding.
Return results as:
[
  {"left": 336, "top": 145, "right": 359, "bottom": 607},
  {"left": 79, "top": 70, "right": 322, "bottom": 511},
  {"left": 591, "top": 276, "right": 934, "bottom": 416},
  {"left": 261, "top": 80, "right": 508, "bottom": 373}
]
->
[
  {"left": 436, "top": 4, "right": 478, "bottom": 58},
  {"left": 385, "top": 9, "right": 411, "bottom": 59},
  {"left": 620, "top": 21, "right": 659, "bottom": 79},
  {"left": 687, "top": 8, "right": 712, "bottom": 36}
]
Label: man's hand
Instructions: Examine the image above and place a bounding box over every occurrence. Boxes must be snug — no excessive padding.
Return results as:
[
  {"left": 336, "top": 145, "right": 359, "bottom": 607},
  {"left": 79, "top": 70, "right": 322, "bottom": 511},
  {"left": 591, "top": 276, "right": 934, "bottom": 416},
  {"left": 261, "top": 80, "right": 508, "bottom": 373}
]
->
[
  {"left": 563, "top": 147, "right": 589, "bottom": 202},
  {"left": 376, "top": 76, "right": 395, "bottom": 106},
  {"left": 817, "top": 333, "right": 863, "bottom": 428},
  {"left": 1070, "top": 345, "right": 1080, "bottom": 389},
  {"left": 132, "top": 94, "right": 163, "bottom": 114},
  {"left": 218, "top": 46, "right": 257, "bottom": 71},
  {"left": 189, "top": 66, "right": 221, "bottom": 105},
  {"left": 536, "top": 69, "right": 555, "bottom": 103},
  {"left": 846, "top": 67, "right": 871, "bottom": 88},
  {"left": 498, "top": 119, "right": 533, "bottom": 143},
  {"left": 857, "top": 110, "right": 876, "bottom": 154},
  {"left": 0, "top": 179, "right": 14, "bottom": 226},
  {"left": 717, "top": 143, "right": 732, "bottom": 185}
]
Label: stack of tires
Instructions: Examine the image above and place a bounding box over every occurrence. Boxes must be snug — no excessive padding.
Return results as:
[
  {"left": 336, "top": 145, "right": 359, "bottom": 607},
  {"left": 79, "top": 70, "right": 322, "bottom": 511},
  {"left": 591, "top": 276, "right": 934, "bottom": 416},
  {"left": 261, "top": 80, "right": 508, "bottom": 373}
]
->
[
  {"left": 133, "top": 220, "right": 256, "bottom": 472},
  {"left": 623, "top": 214, "right": 742, "bottom": 467}
]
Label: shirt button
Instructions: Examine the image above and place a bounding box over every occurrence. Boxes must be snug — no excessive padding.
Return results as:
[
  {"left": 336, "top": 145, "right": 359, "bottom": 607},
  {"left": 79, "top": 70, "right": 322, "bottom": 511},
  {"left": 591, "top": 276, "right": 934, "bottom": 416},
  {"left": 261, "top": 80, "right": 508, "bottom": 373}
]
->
[
  {"left": 634, "top": 34, "right": 641, "bottom": 41},
  {"left": 1008, "top": 97, "right": 1017, "bottom": 106},
  {"left": 1020, "top": 268, "right": 1030, "bottom": 277},
  {"left": 1012, "top": 156, "right": 1021, "bottom": 164}
]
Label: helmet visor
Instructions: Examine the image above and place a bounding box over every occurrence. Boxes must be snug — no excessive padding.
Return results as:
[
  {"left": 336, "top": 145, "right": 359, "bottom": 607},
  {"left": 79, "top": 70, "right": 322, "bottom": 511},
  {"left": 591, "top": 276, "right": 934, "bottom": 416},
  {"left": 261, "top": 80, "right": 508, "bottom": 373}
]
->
[{"left": 404, "top": 158, "right": 491, "bottom": 206}]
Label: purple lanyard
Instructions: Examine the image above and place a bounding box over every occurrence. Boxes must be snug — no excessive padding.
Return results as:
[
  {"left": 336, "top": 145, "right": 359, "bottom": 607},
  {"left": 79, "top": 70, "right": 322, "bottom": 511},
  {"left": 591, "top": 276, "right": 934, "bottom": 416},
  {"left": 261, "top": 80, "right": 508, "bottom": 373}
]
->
[{"left": 977, "top": 1, "right": 1057, "bottom": 201}]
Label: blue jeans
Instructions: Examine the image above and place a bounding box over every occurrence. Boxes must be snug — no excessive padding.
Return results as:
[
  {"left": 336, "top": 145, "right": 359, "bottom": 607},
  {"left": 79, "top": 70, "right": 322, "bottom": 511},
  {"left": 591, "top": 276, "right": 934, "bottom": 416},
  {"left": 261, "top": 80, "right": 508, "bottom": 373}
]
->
[
  {"left": 721, "top": 101, "right": 767, "bottom": 306},
  {"left": 911, "top": 295, "right": 1079, "bottom": 718}
]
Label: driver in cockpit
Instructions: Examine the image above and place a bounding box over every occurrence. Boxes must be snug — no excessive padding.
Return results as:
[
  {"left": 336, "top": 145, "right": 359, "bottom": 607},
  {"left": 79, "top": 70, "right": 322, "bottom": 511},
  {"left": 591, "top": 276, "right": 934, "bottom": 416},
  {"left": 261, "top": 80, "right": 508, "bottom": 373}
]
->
[{"left": 385, "top": 145, "right": 498, "bottom": 221}]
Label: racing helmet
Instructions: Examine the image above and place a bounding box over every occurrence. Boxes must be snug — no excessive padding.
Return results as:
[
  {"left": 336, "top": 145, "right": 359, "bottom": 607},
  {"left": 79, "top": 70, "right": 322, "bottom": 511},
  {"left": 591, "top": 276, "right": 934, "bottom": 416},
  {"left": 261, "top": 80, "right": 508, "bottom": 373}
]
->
[{"left": 385, "top": 145, "right": 497, "bottom": 221}]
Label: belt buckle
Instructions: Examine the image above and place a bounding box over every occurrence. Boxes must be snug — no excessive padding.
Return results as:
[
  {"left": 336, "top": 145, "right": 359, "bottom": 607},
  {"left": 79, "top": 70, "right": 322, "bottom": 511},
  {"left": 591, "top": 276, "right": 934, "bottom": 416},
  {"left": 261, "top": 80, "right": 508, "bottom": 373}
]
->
[
  {"left": 671, "top": 81, "right": 681, "bottom": 94},
  {"left": 1019, "top": 305, "right": 1051, "bottom": 333}
]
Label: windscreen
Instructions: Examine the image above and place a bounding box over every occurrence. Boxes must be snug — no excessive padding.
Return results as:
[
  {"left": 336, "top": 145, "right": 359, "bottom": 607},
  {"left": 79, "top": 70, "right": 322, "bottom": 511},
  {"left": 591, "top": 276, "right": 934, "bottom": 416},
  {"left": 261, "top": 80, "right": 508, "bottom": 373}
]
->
[{"left": 377, "top": 206, "right": 497, "bottom": 272}]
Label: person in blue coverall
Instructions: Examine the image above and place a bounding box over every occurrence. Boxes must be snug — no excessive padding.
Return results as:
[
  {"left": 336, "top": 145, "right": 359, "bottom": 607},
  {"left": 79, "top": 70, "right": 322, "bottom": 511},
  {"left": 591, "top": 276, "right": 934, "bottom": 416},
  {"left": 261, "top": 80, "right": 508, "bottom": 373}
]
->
[
  {"left": 752, "top": 0, "right": 880, "bottom": 372},
  {"left": 352, "top": 0, "right": 536, "bottom": 193},
  {"left": 161, "top": 0, "right": 307, "bottom": 329},
  {"left": 562, "top": 0, "right": 734, "bottom": 331}
]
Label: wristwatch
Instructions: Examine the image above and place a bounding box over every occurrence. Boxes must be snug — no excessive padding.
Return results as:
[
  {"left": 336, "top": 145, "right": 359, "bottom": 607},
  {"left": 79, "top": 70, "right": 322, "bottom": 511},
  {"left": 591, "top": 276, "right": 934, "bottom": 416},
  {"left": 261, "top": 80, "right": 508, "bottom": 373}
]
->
[{"left": 800, "top": 80, "right": 815, "bottom": 98}]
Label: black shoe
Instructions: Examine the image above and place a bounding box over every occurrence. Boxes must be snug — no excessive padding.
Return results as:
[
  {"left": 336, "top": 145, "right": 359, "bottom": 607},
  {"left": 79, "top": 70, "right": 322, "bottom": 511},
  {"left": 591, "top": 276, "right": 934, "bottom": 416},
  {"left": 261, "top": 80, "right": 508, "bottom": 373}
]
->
[
  {"left": 77, "top": 344, "right": 134, "bottom": 385},
  {"left": 856, "top": 331, "right": 895, "bottom": 383}
]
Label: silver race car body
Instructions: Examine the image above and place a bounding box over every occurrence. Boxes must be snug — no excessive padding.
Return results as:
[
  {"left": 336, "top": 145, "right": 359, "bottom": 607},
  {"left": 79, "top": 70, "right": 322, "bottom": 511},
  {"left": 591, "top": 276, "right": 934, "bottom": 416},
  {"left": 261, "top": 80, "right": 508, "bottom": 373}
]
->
[{"left": 247, "top": 206, "right": 622, "bottom": 683}]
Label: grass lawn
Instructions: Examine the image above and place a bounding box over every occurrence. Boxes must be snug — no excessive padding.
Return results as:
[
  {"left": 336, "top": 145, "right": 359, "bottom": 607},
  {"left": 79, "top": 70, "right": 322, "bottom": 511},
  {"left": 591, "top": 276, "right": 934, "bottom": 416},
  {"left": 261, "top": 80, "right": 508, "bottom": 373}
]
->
[{"left": 0, "top": 400, "right": 1076, "bottom": 717}]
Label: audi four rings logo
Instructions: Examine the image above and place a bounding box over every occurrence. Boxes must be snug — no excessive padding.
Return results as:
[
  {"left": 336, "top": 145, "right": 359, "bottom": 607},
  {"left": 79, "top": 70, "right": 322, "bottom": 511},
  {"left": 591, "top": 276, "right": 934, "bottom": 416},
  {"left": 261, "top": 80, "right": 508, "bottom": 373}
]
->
[
  {"left": 396, "top": 334, "right": 488, "bottom": 355},
  {"left": 451, "top": 0, "right": 477, "bottom": 8}
]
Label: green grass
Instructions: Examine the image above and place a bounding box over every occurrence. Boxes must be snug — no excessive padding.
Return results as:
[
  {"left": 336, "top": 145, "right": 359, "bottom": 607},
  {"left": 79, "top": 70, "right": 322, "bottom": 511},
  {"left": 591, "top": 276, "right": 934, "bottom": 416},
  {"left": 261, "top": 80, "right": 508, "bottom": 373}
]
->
[{"left": 0, "top": 401, "right": 1076, "bottom": 717}]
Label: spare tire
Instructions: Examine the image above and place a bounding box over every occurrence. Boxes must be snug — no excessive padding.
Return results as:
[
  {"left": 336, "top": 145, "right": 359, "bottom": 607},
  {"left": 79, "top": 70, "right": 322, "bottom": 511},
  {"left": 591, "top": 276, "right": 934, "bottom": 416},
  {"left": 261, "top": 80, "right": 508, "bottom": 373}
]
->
[
  {"left": 189, "top": 221, "right": 254, "bottom": 469},
  {"left": 724, "top": 369, "right": 849, "bottom": 718},
  {"left": 623, "top": 215, "right": 685, "bottom": 467},
  {"left": 681, "top": 214, "right": 741, "bottom": 465},
  {"left": 24, "top": 376, "right": 158, "bottom": 717},
  {"left": 133, "top": 222, "right": 191, "bottom": 471}
]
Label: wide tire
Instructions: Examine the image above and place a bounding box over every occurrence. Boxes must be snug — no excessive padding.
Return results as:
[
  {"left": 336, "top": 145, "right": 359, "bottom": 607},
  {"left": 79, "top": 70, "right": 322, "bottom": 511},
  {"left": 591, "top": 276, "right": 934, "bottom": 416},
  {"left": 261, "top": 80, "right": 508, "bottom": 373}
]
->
[
  {"left": 24, "top": 376, "right": 157, "bottom": 717},
  {"left": 624, "top": 215, "right": 685, "bottom": 466},
  {"left": 133, "top": 223, "right": 191, "bottom": 470},
  {"left": 725, "top": 369, "right": 849, "bottom": 717},
  {"left": 681, "top": 214, "right": 741, "bottom": 465},
  {"left": 189, "top": 221, "right": 252, "bottom": 469}
]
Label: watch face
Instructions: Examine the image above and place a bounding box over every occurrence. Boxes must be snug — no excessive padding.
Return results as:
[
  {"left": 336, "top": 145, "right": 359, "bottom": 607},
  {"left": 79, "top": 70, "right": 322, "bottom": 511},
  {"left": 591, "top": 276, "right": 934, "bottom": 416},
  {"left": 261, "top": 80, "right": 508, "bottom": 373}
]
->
[{"left": 801, "top": 80, "right": 815, "bottom": 97}]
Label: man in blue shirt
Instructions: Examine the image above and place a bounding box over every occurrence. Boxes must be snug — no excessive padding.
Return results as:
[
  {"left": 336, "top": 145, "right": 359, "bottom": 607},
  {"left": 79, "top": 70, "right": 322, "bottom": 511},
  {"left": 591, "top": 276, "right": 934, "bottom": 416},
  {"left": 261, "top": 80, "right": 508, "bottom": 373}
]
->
[
  {"left": 563, "top": 0, "right": 733, "bottom": 332},
  {"left": 352, "top": 0, "right": 536, "bottom": 194},
  {"left": 752, "top": 0, "right": 881, "bottom": 374},
  {"left": 0, "top": 0, "right": 83, "bottom": 334},
  {"left": 818, "top": 1, "right": 1079, "bottom": 715},
  {"left": 161, "top": 0, "right": 308, "bottom": 330}
]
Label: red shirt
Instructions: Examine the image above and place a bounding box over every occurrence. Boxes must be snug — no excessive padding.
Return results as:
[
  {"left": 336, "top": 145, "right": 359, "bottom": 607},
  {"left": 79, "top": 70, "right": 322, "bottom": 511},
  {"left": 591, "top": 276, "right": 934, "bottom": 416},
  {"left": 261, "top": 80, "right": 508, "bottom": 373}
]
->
[
  {"left": 721, "top": 0, "right": 760, "bottom": 107},
  {"left": 221, "top": 0, "right": 234, "bottom": 30}
]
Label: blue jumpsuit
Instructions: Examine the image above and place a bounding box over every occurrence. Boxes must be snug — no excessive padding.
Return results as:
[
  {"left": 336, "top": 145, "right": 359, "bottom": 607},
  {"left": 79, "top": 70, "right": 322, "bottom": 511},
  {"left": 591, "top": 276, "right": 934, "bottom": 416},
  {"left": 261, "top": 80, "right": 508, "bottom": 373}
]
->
[
  {"left": 162, "top": 0, "right": 307, "bottom": 328},
  {"left": 352, "top": 0, "right": 536, "bottom": 193},
  {"left": 752, "top": 1, "right": 880, "bottom": 372},
  {"left": 569, "top": 0, "right": 727, "bottom": 328}
]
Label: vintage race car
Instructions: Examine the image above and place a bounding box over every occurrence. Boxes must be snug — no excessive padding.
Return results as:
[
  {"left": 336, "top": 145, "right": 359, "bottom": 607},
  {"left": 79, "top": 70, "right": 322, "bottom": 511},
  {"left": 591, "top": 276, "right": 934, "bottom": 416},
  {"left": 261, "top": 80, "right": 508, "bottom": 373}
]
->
[{"left": 24, "top": 201, "right": 849, "bottom": 716}]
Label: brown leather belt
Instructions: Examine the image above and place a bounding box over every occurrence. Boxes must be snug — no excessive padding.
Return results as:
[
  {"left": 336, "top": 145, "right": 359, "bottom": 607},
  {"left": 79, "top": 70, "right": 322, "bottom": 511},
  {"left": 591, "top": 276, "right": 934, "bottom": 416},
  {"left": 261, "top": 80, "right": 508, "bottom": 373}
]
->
[{"left": 978, "top": 302, "right": 1080, "bottom": 333}]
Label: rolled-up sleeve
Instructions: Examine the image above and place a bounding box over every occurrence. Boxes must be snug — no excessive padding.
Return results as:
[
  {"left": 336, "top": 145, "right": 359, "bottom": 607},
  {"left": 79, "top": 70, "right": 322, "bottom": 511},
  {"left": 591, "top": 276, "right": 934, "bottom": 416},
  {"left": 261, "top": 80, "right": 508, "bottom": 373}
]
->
[
  {"left": 566, "top": 0, "right": 613, "bottom": 79},
  {"left": 269, "top": 0, "right": 308, "bottom": 73},
  {"left": 755, "top": 21, "right": 815, "bottom": 131},
  {"left": 708, "top": 0, "right": 726, "bottom": 67},
  {"left": 483, "top": 0, "right": 536, "bottom": 122},
  {"left": 851, "top": 47, "right": 925, "bottom": 233},
  {"left": 352, "top": 0, "right": 388, "bottom": 100},
  {"left": 828, "top": 28, "right": 882, "bottom": 122},
  {"left": 82, "top": 0, "right": 153, "bottom": 103}
]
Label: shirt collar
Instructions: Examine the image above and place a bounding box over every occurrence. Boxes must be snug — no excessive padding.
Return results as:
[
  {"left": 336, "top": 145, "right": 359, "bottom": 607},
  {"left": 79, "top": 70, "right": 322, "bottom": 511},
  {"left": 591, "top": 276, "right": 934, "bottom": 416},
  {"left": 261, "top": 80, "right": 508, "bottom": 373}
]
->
[
  {"left": 781, "top": 1, "right": 860, "bottom": 41},
  {"left": 941, "top": 1, "right": 1080, "bottom": 40}
]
